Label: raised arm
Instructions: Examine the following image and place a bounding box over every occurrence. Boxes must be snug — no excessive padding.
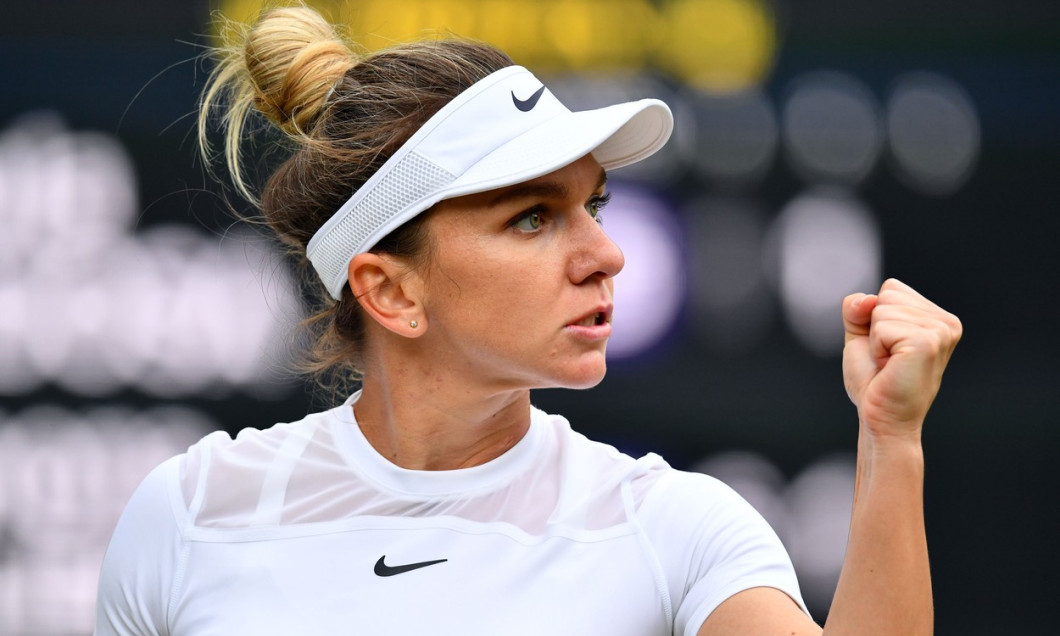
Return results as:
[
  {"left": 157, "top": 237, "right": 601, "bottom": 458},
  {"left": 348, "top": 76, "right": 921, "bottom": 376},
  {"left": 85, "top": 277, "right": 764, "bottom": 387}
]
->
[{"left": 699, "top": 278, "right": 961, "bottom": 636}]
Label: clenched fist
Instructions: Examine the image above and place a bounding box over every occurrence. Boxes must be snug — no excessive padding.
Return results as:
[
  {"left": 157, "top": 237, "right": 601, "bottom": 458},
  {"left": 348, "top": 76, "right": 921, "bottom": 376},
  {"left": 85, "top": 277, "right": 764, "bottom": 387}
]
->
[{"left": 842, "top": 279, "right": 962, "bottom": 440}]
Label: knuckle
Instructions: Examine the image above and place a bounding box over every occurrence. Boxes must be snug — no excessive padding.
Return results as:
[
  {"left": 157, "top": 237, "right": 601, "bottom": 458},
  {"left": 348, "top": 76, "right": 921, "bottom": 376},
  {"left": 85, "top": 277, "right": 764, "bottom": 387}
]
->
[
  {"left": 947, "top": 313, "right": 964, "bottom": 340},
  {"left": 925, "top": 329, "right": 945, "bottom": 355},
  {"left": 876, "top": 288, "right": 902, "bottom": 306}
]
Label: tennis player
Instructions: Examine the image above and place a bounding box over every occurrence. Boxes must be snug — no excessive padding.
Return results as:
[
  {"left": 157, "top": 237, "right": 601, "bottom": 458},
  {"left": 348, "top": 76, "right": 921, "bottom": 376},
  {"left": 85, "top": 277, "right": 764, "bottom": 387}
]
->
[{"left": 95, "top": 5, "right": 961, "bottom": 635}]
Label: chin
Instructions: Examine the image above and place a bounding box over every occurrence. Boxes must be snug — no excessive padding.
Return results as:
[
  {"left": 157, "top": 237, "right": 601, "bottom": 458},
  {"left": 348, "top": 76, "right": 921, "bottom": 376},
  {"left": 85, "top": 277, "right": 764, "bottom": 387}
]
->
[
  {"left": 553, "top": 360, "right": 609, "bottom": 390},
  {"left": 566, "top": 375, "right": 607, "bottom": 391}
]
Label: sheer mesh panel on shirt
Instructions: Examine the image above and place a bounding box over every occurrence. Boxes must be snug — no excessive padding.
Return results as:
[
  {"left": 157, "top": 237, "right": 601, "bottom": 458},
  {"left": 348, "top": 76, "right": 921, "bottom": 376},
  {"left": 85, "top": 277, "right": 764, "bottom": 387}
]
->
[{"left": 179, "top": 414, "right": 667, "bottom": 536}]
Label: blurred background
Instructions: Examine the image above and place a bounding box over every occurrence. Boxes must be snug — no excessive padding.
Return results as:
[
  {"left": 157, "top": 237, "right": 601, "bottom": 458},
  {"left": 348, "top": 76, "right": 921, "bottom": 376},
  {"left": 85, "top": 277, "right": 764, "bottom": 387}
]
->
[{"left": 1, "top": 0, "right": 1057, "bottom": 633}]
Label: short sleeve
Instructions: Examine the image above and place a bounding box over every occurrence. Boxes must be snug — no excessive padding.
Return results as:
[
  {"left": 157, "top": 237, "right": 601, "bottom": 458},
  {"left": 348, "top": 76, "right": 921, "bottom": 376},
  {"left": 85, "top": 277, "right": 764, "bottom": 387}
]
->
[
  {"left": 634, "top": 469, "right": 808, "bottom": 636},
  {"left": 95, "top": 456, "right": 186, "bottom": 636}
]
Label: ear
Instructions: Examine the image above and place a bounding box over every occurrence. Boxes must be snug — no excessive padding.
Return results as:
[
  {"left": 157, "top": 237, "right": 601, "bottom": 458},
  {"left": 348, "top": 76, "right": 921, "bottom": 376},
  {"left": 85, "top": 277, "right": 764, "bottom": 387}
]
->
[{"left": 347, "top": 253, "right": 426, "bottom": 338}]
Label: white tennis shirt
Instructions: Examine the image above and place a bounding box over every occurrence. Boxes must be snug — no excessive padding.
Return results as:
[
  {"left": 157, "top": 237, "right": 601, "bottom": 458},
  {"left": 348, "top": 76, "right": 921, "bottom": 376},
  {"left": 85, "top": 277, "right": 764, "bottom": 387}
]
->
[{"left": 95, "top": 394, "right": 806, "bottom": 635}]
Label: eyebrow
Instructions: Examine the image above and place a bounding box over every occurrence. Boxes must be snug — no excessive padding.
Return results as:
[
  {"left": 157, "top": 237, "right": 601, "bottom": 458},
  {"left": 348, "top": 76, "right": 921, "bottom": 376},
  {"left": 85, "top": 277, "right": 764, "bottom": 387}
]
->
[{"left": 488, "top": 168, "right": 608, "bottom": 208}]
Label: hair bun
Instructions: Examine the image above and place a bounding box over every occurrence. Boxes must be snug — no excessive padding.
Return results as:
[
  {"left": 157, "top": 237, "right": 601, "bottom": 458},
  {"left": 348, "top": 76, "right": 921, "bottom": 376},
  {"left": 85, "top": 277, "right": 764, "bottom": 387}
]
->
[{"left": 244, "top": 6, "right": 356, "bottom": 134}]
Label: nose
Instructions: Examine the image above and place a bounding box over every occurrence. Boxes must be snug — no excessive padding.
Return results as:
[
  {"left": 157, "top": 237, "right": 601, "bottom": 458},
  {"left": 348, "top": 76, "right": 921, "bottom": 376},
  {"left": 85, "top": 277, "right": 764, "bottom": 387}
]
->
[{"left": 568, "top": 213, "right": 625, "bottom": 284}]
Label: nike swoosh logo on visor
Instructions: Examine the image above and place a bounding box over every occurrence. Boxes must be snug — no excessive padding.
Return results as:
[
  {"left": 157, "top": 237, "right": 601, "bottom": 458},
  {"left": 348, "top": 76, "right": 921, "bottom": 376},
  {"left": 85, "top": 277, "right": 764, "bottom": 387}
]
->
[
  {"left": 511, "top": 86, "right": 546, "bottom": 112},
  {"left": 374, "top": 555, "right": 448, "bottom": 577}
]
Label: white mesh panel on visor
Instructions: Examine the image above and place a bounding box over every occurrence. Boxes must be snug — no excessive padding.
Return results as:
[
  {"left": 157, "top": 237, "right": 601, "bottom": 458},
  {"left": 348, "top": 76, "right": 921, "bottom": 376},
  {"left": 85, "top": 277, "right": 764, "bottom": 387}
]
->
[
  {"left": 308, "top": 152, "right": 455, "bottom": 297},
  {"left": 306, "top": 65, "right": 673, "bottom": 299}
]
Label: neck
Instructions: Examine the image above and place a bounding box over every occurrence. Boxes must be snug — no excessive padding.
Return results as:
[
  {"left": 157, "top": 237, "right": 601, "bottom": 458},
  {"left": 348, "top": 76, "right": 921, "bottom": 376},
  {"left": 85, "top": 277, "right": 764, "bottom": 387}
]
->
[{"left": 352, "top": 359, "right": 532, "bottom": 471}]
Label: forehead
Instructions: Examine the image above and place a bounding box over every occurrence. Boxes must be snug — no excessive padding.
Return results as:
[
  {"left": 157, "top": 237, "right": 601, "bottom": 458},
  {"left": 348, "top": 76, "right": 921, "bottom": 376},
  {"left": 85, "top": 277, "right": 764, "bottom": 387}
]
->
[{"left": 435, "top": 154, "right": 607, "bottom": 213}]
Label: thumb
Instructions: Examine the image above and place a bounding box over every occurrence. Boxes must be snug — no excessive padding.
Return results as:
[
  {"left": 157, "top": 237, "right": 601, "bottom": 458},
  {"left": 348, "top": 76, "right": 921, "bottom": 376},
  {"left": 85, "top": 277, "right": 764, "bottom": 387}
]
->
[
  {"left": 842, "top": 292, "right": 878, "bottom": 406},
  {"left": 843, "top": 293, "right": 877, "bottom": 342}
]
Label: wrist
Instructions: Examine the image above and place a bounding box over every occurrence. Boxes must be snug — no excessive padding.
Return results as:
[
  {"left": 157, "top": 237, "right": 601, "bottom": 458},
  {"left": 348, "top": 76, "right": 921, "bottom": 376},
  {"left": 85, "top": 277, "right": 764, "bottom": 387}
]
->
[
  {"left": 858, "top": 427, "right": 925, "bottom": 479},
  {"left": 859, "top": 414, "right": 925, "bottom": 447}
]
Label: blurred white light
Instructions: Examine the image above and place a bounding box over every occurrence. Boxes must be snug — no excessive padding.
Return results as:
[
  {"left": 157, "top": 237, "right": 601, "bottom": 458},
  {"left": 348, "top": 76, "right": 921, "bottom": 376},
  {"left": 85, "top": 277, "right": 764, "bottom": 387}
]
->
[
  {"left": 686, "top": 196, "right": 775, "bottom": 354},
  {"left": 121, "top": 226, "right": 301, "bottom": 398},
  {"left": 22, "top": 264, "right": 78, "bottom": 382},
  {"left": 96, "top": 239, "right": 163, "bottom": 386},
  {"left": 139, "top": 227, "right": 235, "bottom": 396},
  {"left": 58, "top": 281, "right": 125, "bottom": 396},
  {"left": 0, "top": 114, "right": 134, "bottom": 272},
  {"left": 0, "top": 115, "right": 53, "bottom": 275},
  {"left": 0, "top": 281, "right": 40, "bottom": 393},
  {"left": 0, "top": 114, "right": 301, "bottom": 398},
  {"left": 786, "top": 454, "right": 856, "bottom": 613},
  {"left": 606, "top": 184, "right": 686, "bottom": 358},
  {"left": 782, "top": 71, "right": 883, "bottom": 185},
  {"left": 0, "top": 406, "right": 211, "bottom": 635},
  {"left": 887, "top": 71, "right": 980, "bottom": 196},
  {"left": 69, "top": 131, "right": 138, "bottom": 241},
  {"left": 687, "top": 87, "right": 778, "bottom": 185},
  {"left": 769, "top": 188, "right": 882, "bottom": 356}
]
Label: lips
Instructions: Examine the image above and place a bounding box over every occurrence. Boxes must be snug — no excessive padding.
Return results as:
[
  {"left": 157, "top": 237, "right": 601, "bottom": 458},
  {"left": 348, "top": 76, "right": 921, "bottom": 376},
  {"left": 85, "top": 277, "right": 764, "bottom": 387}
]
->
[
  {"left": 572, "top": 312, "right": 606, "bottom": 327},
  {"left": 567, "top": 305, "right": 612, "bottom": 328},
  {"left": 564, "top": 304, "right": 613, "bottom": 342}
]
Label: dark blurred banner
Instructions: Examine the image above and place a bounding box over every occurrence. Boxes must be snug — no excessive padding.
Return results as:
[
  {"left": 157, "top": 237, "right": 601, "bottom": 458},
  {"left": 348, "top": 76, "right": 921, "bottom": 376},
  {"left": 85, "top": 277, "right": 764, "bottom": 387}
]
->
[{"left": 1, "top": 1, "right": 1057, "bottom": 633}]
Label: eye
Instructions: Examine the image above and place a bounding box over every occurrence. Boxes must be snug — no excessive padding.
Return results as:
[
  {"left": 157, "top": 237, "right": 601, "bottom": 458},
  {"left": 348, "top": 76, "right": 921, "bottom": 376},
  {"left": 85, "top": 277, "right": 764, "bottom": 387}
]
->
[
  {"left": 588, "top": 191, "right": 612, "bottom": 224},
  {"left": 512, "top": 209, "right": 545, "bottom": 232}
]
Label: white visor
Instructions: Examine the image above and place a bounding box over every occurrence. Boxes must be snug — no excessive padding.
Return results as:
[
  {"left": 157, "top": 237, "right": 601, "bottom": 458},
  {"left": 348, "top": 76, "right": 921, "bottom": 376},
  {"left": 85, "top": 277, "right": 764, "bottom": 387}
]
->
[{"left": 306, "top": 65, "right": 674, "bottom": 299}]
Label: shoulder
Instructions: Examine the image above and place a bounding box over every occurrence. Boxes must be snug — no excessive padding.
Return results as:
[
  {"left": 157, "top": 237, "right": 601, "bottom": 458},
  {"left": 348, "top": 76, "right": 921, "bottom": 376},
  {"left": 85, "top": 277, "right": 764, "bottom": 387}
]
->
[
  {"left": 99, "top": 408, "right": 333, "bottom": 557},
  {"left": 527, "top": 407, "right": 671, "bottom": 530},
  {"left": 96, "top": 456, "right": 185, "bottom": 635},
  {"left": 536, "top": 407, "right": 665, "bottom": 470},
  {"left": 633, "top": 468, "right": 807, "bottom": 636},
  {"left": 107, "top": 454, "right": 187, "bottom": 537},
  {"left": 95, "top": 407, "right": 343, "bottom": 634},
  {"left": 633, "top": 468, "right": 775, "bottom": 570},
  {"left": 535, "top": 407, "right": 671, "bottom": 488},
  {"left": 637, "top": 468, "right": 756, "bottom": 521},
  {"left": 190, "top": 408, "right": 331, "bottom": 461},
  {"left": 180, "top": 408, "right": 339, "bottom": 527},
  {"left": 635, "top": 465, "right": 789, "bottom": 564}
]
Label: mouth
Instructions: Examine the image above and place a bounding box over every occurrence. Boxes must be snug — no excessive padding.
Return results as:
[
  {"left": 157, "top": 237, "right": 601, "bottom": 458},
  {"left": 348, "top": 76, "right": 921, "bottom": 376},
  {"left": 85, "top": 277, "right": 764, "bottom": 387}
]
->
[
  {"left": 573, "top": 312, "right": 607, "bottom": 327},
  {"left": 568, "top": 306, "right": 612, "bottom": 328}
]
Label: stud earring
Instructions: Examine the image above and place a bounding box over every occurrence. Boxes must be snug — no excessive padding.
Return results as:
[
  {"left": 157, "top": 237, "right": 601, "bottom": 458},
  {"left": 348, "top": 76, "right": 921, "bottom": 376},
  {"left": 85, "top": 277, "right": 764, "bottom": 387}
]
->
[{"left": 409, "top": 320, "right": 419, "bottom": 329}]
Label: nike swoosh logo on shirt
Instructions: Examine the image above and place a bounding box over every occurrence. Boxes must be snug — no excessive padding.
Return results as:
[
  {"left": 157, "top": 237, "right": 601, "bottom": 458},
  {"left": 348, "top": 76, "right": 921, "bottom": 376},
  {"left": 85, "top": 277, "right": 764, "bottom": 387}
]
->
[
  {"left": 374, "top": 555, "right": 448, "bottom": 577},
  {"left": 511, "top": 86, "right": 546, "bottom": 112}
]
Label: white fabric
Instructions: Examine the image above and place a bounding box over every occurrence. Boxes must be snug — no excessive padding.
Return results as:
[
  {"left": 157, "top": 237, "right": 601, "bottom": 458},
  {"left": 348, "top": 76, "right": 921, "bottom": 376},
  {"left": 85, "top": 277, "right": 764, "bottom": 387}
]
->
[
  {"left": 96, "top": 396, "right": 806, "bottom": 635},
  {"left": 306, "top": 65, "right": 674, "bottom": 298}
]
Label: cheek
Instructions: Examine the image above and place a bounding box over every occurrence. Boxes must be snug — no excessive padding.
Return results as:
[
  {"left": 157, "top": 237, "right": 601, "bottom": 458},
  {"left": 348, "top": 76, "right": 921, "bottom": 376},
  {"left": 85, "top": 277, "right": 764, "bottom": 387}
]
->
[
  {"left": 470, "top": 271, "right": 546, "bottom": 321},
  {"left": 444, "top": 269, "right": 556, "bottom": 347},
  {"left": 427, "top": 261, "right": 515, "bottom": 322},
  {"left": 425, "top": 230, "right": 562, "bottom": 332}
]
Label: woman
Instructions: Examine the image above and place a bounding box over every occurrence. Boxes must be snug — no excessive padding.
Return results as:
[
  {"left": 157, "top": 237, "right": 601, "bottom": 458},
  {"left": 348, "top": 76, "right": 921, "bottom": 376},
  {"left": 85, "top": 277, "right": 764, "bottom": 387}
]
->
[{"left": 95, "top": 5, "right": 961, "bottom": 635}]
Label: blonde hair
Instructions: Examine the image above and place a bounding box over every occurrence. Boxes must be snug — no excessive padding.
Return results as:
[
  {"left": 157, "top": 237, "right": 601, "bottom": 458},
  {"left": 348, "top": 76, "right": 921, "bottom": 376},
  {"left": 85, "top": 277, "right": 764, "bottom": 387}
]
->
[
  {"left": 198, "top": 5, "right": 356, "bottom": 203},
  {"left": 197, "top": 4, "right": 514, "bottom": 396}
]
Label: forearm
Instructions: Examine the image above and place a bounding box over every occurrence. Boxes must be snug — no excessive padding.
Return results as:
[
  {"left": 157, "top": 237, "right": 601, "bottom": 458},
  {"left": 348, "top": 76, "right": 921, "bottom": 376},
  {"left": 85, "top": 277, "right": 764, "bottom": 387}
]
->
[{"left": 822, "top": 426, "right": 932, "bottom": 636}]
